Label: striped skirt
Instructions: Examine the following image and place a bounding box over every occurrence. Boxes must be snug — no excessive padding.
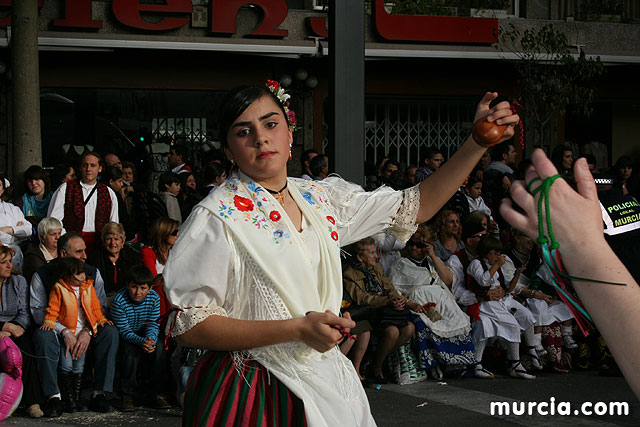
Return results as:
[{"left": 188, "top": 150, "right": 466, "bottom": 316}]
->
[{"left": 183, "top": 351, "right": 307, "bottom": 427}]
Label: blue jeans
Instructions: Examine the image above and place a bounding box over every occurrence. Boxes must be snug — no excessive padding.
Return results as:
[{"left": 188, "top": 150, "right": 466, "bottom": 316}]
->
[
  {"left": 33, "top": 325, "right": 119, "bottom": 398},
  {"left": 59, "top": 335, "right": 85, "bottom": 374}
]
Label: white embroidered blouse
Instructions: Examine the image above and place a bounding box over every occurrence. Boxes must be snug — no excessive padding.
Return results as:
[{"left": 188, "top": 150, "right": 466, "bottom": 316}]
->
[{"left": 163, "top": 171, "right": 420, "bottom": 427}]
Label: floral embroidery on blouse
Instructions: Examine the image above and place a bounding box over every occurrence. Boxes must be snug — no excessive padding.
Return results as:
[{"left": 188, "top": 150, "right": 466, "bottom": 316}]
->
[
  {"left": 215, "top": 176, "right": 342, "bottom": 247},
  {"left": 234, "top": 195, "right": 254, "bottom": 212},
  {"left": 270, "top": 211, "right": 281, "bottom": 222},
  {"left": 302, "top": 191, "right": 314, "bottom": 205}
]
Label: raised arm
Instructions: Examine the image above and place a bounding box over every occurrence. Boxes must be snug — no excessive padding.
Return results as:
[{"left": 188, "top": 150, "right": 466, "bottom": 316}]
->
[
  {"left": 501, "top": 149, "right": 640, "bottom": 398},
  {"left": 416, "top": 92, "right": 519, "bottom": 223}
]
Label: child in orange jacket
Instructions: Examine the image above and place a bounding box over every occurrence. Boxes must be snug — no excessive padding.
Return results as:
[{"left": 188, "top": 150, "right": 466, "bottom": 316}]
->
[{"left": 41, "top": 257, "right": 111, "bottom": 413}]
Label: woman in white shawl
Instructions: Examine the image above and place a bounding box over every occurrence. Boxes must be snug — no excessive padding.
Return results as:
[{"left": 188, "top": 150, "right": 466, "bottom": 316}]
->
[
  {"left": 388, "top": 225, "right": 475, "bottom": 380},
  {"left": 162, "top": 84, "right": 519, "bottom": 426}
]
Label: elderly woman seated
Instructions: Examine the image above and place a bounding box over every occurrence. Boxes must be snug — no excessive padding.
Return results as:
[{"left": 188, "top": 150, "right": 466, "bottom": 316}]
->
[
  {"left": 22, "top": 217, "right": 62, "bottom": 283},
  {"left": 388, "top": 225, "right": 476, "bottom": 380},
  {"left": 343, "top": 237, "right": 418, "bottom": 384},
  {"left": 87, "top": 222, "right": 141, "bottom": 298}
]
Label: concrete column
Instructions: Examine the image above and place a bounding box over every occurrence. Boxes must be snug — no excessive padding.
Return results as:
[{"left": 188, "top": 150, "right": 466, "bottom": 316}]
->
[
  {"left": 11, "top": 0, "right": 42, "bottom": 177},
  {"left": 329, "top": 0, "right": 365, "bottom": 185}
]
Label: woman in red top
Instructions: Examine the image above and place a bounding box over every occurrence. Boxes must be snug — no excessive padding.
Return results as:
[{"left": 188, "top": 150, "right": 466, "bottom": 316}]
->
[{"left": 140, "top": 217, "right": 179, "bottom": 321}]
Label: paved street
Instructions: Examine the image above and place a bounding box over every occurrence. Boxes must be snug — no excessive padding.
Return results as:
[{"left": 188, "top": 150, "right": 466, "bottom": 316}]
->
[{"left": 7, "top": 370, "right": 637, "bottom": 426}]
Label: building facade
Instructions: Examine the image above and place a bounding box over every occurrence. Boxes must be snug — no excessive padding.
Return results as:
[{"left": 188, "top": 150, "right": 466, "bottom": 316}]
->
[{"left": 0, "top": 0, "right": 638, "bottom": 181}]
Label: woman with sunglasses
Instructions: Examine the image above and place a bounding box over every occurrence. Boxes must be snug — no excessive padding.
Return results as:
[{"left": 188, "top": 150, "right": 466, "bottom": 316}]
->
[
  {"left": 163, "top": 85, "right": 519, "bottom": 426},
  {"left": 140, "top": 217, "right": 179, "bottom": 322},
  {"left": 388, "top": 225, "right": 475, "bottom": 381}
]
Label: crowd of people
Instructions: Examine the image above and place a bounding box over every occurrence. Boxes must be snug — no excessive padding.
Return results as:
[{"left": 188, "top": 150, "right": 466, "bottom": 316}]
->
[
  {"left": 0, "top": 145, "right": 230, "bottom": 419},
  {"left": 0, "top": 82, "right": 637, "bottom": 425},
  {"left": 335, "top": 140, "right": 638, "bottom": 387}
]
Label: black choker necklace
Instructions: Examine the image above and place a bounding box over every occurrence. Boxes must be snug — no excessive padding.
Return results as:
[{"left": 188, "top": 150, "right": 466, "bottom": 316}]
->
[{"left": 265, "top": 181, "right": 288, "bottom": 205}]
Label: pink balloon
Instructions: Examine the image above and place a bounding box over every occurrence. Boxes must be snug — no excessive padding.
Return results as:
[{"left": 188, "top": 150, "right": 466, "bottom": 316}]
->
[
  {"left": 0, "top": 337, "right": 22, "bottom": 379},
  {"left": 0, "top": 337, "right": 23, "bottom": 421}
]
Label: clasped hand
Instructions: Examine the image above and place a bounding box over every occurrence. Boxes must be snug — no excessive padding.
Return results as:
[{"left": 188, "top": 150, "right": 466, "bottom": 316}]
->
[{"left": 299, "top": 310, "right": 356, "bottom": 353}]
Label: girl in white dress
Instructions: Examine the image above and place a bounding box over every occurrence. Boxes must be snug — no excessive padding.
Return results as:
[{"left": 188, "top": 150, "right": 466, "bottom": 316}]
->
[
  {"left": 467, "top": 236, "right": 539, "bottom": 379},
  {"left": 162, "top": 85, "right": 520, "bottom": 426}
]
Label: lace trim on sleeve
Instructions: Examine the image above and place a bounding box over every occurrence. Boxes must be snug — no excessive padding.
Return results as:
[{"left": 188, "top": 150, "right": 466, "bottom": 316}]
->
[
  {"left": 388, "top": 184, "right": 420, "bottom": 243},
  {"left": 168, "top": 306, "right": 228, "bottom": 337}
]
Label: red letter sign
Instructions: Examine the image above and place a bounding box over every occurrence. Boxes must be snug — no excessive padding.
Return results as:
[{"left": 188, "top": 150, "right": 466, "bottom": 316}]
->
[
  {"left": 210, "top": 0, "right": 287, "bottom": 37},
  {"left": 307, "top": 16, "right": 328, "bottom": 38},
  {"left": 373, "top": 0, "right": 497, "bottom": 44},
  {"left": 53, "top": 0, "right": 102, "bottom": 29},
  {"left": 113, "top": 0, "right": 192, "bottom": 31}
]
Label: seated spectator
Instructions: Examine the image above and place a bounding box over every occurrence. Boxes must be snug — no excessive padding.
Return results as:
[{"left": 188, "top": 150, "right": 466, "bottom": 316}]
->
[
  {"left": 158, "top": 172, "right": 182, "bottom": 224},
  {"left": 613, "top": 155, "right": 634, "bottom": 196},
  {"left": 0, "top": 172, "right": 33, "bottom": 273},
  {"left": 371, "top": 231, "right": 404, "bottom": 275},
  {"left": 380, "top": 159, "right": 400, "bottom": 183},
  {"left": 104, "top": 153, "right": 122, "bottom": 170},
  {"left": 471, "top": 151, "right": 491, "bottom": 182},
  {"left": 343, "top": 237, "right": 416, "bottom": 383},
  {"left": 110, "top": 265, "right": 171, "bottom": 411},
  {"left": 466, "top": 237, "right": 539, "bottom": 379},
  {"left": 101, "top": 166, "right": 136, "bottom": 242},
  {"left": 87, "top": 222, "right": 141, "bottom": 297},
  {"left": 23, "top": 217, "right": 62, "bottom": 283},
  {"left": 464, "top": 177, "right": 492, "bottom": 218},
  {"left": 47, "top": 152, "right": 119, "bottom": 254},
  {"left": 178, "top": 171, "right": 203, "bottom": 220},
  {"left": 51, "top": 163, "right": 76, "bottom": 187},
  {"left": 406, "top": 165, "right": 418, "bottom": 186},
  {"left": 121, "top": 161, "right": 135, "bottom": 188},
  {"left": 0, "top": 246, "right": 44, "bottom": 418},
  {"left": 388, "top": 225, "right": 476, "bottom": 380},
  {"left": 310, "top": 154, "right": 329, "bottom": 180},
  {"left": 551, "top": 144, "right": 574, "bottom": 179},
  {"left": 200, "top": 161, "right": 227, "bottom": 195},
  {"left": 30, "top": 232, "right": 118, "bottom": 417},
  {"left": 364, "top": 156, "right": 389, "bottom": 191},
  {"left": 502, "top": 229, "right": 576, "bottom": 371},
  {"left": 433, "top": 210, "right": 464, "bottom": 262},
  {"left": 446, "top": 221, "right": 485, "bottom": 309},
  {"left": 41, "top": 257, "right": 110, "bottom": 413},
  {"left": 15, "top": 165, "right": 53, "bottom": 229},
  {"left": 140, "top": 217, "right": 179, "bottom": 324},
  {"left": 482, "top": 142, "right": 516, "bottom": 214},
  {"left": 415, "top": 147, "right": 444, "bottom": 183},
  {"left": 167, "top": 144, "right": 192, "bottom": 175},
  {"left": 465, "top": 209, "right": 499, "bottom": 240},
  {"left": 300, "top": 149, "right": 318, "bottom": 180}
]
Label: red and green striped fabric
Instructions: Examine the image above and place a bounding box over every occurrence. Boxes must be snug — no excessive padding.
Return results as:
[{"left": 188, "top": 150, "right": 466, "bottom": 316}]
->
[{"left": 183, "top": 351, "right": 307, "bottom": 427}]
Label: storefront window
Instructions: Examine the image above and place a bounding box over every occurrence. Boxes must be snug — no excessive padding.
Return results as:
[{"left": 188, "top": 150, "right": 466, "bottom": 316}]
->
[{"left": 40, "top": 88, "right": 224, "bottom": 167}]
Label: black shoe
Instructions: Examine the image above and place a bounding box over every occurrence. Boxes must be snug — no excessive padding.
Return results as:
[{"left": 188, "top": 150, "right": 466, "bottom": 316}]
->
[
  {"left": 90, "top": 394, "right": 115, "bottom": 413},
  {"left": 44, "top": 397, "right": 63, "bottom": 418}
]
